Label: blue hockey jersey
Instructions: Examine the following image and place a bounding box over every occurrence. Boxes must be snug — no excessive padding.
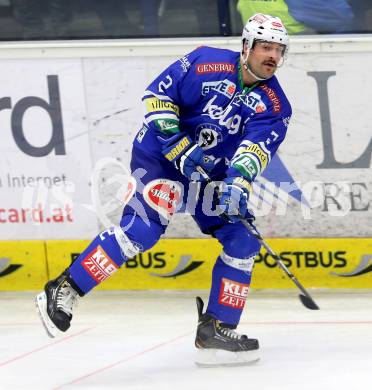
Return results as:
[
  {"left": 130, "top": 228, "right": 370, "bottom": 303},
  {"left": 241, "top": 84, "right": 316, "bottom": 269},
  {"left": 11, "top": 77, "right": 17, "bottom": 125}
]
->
[{"left": 134, "top": 46, "right": 292, "bottom": 184}]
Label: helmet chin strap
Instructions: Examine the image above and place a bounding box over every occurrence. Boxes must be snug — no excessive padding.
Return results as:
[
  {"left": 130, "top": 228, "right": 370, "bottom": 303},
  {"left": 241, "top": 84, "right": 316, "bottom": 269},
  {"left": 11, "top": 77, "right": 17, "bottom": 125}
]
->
[{"left": 241, "top": 52, "right": 270, "bottom": 81}]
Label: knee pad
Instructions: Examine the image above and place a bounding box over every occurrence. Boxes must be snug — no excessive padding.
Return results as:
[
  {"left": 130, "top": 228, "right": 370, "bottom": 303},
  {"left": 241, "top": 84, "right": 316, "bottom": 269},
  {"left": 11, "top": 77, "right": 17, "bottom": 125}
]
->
[
  {"left": 68, "top": 216, "right": 165, "bottom": 294},
  {"left": 120, "top": 213, "right": 166, "bottom": 252},
  {"left": 214, "top": 223, "right": 261, "bottom": 266}
]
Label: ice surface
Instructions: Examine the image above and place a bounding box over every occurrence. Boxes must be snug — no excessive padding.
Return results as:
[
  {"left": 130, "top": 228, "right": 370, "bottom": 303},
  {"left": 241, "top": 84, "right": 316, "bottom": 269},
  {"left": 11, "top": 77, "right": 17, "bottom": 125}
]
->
[{"left": 0, "top": 290, "right": 371, "bottom": 390}]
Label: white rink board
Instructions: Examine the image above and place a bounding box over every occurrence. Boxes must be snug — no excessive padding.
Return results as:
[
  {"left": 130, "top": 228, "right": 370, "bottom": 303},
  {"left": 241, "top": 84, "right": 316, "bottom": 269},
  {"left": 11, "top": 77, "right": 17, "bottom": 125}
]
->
[
  {"left": 0, "top": 37, "right": 370, "bottom": 239},
  {"left": 0, "top": 59, "right": 98, "bottom": 240}
]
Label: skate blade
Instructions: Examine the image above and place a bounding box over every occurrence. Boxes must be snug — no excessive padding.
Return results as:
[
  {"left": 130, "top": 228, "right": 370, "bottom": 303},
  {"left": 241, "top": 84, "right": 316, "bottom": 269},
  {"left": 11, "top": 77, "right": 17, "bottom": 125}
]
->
[
  {"left": 195, "top": 348, "right": 260, "bottom": 368},
  {"left": 35, "top": 292, "right": 58, "bottom": 338}
]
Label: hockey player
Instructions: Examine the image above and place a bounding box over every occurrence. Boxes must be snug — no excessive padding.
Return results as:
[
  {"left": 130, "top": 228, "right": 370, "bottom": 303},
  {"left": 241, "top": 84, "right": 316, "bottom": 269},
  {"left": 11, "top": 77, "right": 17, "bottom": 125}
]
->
[{"left": 36, "top": 13, "right": 291, "bottom": 366}]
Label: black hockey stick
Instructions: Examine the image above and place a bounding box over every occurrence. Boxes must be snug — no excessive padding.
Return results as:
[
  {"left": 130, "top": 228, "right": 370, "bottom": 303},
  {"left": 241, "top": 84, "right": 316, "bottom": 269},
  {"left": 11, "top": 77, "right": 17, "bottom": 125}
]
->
[
  {"left": 238, "top": 218, "right": 319, "bottom": 310},
  {"left": 196, "top": 167, "right": 319, "bottom": 310}
]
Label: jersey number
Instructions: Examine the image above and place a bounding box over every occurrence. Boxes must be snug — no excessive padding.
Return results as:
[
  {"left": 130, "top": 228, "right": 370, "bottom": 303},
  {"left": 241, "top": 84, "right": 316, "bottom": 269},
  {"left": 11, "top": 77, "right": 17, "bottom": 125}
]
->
[{"left": 158, "top": 75, "right": 173, "bottom": 92}]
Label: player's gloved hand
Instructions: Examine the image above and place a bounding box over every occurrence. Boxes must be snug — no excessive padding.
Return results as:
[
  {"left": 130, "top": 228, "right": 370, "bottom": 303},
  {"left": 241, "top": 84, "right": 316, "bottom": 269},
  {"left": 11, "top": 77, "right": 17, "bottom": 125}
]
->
[
  {"left": 216, "top": 177, "right": 254, "bottom": 223},
  {"left": 158, "top": 133, "right": 214, "bottom": 181}
]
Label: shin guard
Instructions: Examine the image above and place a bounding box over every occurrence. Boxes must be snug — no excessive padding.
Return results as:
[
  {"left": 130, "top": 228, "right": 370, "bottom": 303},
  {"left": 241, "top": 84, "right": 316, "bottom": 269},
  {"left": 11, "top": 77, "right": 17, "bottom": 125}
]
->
[
  {"left": 206, "top": 222, "right": 261, "bottom": 325},
  {"left": 68, "top": 226, "right": 140, "bottom": 294}
]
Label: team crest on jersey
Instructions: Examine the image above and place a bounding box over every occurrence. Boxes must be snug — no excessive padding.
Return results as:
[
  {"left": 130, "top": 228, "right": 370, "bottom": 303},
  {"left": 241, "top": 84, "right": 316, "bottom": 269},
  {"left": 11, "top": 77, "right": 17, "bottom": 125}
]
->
[
  {"left": 195, "top": 123, "right": 223, "bottom": 150},
  {"left": 201, "top": 79, "right": 236, "bottom": 98},
  {"left": 143, "top": 179, "right": 182, "bottom": 219}
]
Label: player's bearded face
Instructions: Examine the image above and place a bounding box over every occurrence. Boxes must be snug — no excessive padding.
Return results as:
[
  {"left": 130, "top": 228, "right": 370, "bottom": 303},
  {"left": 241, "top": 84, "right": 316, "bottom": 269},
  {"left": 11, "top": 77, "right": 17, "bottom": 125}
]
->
[{"left": 248, "top": 41, "right": 285, "bottom": 79}]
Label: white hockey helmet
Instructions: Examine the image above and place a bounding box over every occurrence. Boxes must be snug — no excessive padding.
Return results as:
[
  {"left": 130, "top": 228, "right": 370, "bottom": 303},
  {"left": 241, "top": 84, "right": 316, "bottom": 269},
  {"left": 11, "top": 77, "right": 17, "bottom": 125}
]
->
[{"left": 242, "top": 13, "right": 289, "bottom": 54}]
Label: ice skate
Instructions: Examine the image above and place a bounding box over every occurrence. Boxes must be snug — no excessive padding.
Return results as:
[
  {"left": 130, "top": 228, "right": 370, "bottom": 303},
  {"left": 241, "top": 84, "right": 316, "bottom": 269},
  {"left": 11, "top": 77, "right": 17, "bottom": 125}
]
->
[
  {"left": 194, "top": 296, "right": 260, "bottom": 367},
  {"left": 36, "top": 271, "right": 80, "bottom": 338}
]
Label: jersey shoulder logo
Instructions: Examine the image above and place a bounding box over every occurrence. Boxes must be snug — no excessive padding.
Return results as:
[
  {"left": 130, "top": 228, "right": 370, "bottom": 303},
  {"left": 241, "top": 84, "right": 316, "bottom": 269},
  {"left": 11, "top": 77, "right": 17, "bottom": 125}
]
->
[
  {"left": 179, "top": 55, "right": 191, "bottom": 72},
  {"left": 260, "top": 84, "right": 281, "bottom": 113}
]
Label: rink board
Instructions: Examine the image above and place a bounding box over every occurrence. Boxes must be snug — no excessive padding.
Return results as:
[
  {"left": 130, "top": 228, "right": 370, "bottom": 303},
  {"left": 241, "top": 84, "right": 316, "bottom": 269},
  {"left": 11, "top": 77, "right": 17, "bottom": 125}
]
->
[
  {"left": 0, "top": 238, "right": 371, "bottom": 290},
  {"left": 0, "top": 39, "right": 371, "bottom": 242},
  {"left": 0, "top": 241, "right": 47, "bottom": 290}
]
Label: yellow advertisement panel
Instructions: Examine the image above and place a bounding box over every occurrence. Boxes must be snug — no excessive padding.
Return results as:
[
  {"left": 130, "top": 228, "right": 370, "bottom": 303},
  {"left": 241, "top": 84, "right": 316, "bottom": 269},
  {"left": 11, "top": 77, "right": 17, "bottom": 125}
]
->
[
  {"left": 0, "top": 241, "right": 47, "bottom": 290},
  {"left": 45, "top": 239, "right": 221, "bottom": 290},
  {"left": 253, "top": 238, "right": 372, "bottom": 289},
  {"left": 46, "top": 239, "right": 90, "bottom": 278},
  {"left": 45, "top": 238, "right": 372, "bottom": 290},
  {"left": 0, "top": 238, "right": 371, "bottom": 290}
]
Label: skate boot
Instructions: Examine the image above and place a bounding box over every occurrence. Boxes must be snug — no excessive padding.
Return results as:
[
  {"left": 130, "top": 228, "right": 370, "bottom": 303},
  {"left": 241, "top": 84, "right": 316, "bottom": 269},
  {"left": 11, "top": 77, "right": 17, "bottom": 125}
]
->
[
  {"left": 195, "top": 296, "right": 259, "bottom": 367},
  {"left": 36, "top": 270, "right": 82, "bottom": 338}
]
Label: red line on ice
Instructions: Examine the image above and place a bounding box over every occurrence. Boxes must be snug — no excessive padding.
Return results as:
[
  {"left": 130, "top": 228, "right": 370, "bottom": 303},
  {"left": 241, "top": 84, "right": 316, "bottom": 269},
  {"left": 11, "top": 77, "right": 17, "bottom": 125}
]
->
[
  {"left": 53, "top": 331, "right": 193, "bottom": 390},
  {"left": 0, "top": 327, "right": 92, "bottom": 368}
]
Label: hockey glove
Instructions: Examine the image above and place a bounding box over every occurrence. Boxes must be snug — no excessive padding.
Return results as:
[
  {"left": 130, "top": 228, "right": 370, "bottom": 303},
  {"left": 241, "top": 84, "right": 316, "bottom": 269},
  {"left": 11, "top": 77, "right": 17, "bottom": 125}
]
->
[
  {"left": 159, "top": 133, "right": 214, "bottom": 181},
  {"left": 217, "top": 177, "right": 254, "bottom": 223}
]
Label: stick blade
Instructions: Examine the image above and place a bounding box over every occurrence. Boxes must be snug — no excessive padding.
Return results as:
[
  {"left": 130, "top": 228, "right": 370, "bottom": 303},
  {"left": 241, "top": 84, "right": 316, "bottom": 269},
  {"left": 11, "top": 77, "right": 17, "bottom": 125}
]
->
[{"left": 299, "top": 294, "right": 320, "bottom": 310}]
